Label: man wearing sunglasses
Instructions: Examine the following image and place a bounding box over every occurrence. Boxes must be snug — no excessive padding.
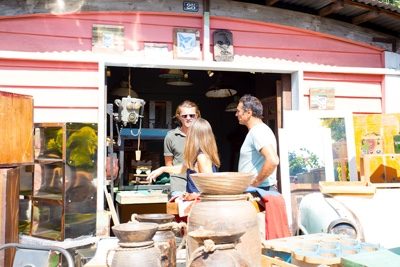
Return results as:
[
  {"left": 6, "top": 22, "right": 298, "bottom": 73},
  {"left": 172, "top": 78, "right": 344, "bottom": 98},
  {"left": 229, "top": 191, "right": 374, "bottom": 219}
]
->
[{"left": 164, "top": 100, "right": 201, "bottom": 197}]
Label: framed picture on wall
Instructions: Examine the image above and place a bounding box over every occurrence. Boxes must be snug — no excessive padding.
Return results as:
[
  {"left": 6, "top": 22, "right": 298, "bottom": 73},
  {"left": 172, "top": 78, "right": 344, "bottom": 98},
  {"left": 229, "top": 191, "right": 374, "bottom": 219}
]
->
[
  {"left": 173, "top": 28, "right": 201, "bottom": 60},
  {"left": 283, "top": 110, "right": 357, "bottom": 181}
]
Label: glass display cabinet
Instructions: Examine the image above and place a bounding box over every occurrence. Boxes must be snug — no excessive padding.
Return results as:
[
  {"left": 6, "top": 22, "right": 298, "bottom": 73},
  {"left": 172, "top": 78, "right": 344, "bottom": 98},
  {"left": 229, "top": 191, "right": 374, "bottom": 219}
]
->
[{"left": 28, "top": 123, "right": 98, "bottom": 241}]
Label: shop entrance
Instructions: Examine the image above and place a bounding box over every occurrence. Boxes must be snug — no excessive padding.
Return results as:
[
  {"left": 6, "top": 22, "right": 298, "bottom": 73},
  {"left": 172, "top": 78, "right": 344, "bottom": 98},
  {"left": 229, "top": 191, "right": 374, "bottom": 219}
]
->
[{"left": 105, "top": 66, "right": 290, "bottom": 189}]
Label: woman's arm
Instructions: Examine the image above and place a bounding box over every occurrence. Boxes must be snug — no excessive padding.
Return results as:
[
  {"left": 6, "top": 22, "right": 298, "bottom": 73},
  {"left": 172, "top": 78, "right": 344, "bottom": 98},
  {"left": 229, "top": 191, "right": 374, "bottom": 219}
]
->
[
  {"left": 196, "top": 153, "right": 213, "bottom": 173},
  {"left": 147, "top": 165, "right": 183, "bottom": 182}
]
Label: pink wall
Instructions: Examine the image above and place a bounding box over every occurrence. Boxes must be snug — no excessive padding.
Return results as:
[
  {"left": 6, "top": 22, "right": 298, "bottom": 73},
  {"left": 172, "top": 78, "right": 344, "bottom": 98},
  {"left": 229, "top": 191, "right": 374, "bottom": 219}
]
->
[
  {"left": 303, "top": 72, "right": 384, "bottom": 113},
  {"left": 0, "top": 12, "right": 384, "bottom": 68}
]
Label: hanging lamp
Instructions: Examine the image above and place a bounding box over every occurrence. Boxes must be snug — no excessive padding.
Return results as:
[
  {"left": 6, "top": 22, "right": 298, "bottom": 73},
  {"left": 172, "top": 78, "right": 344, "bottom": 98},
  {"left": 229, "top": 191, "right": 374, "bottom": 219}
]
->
[
  {"left": 205, "top": 73, "right": 236, "bottom": 98},
  {"left": 166, "top": 71, "right": 193, "bottom": 86},
  {"left": 111, "top": 68, "right": 139, "bottom": 97},
  {"left": 159, "top": 69, "right": 184, "bottom": 79},
  {"left": 225, "top": 96, "right": 239, "bottom": 112}
]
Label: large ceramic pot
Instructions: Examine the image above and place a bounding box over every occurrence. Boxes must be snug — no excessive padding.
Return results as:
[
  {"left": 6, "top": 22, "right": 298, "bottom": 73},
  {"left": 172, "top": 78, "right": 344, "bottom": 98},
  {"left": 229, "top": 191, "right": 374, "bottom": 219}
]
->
[
  {"left": 135, "top": 213, "right": 178, "bottom": 267},
  {"left": 188, "top": 229, "right": 249, "bottom": 267},
  {"left": 108, "top": 222, "right": 161, "bottom": 267},
  {"left": 187, "top": 194, "right": 261, "bottom": 267}
]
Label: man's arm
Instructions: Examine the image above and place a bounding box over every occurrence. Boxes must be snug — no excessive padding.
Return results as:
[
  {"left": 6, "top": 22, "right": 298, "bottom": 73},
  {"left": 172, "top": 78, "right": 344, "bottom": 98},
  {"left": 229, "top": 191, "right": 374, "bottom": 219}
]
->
[
  {"left": 250, "top": 144, "right": 279, "bottom": 187},
  {"left": 164, "top": 156, "right": 173, "bottom": 166}
]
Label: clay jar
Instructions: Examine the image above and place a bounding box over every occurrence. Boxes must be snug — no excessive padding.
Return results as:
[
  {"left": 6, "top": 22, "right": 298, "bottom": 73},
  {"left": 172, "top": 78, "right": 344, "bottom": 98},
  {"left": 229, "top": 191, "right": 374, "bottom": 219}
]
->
[
  {"left": 109, "top": 222, "right": 161, "bottom": 267},
  {"left": 188, "top": 229, "right": 249, "bottom": 267},
  {"left": 135, "top": 213, "right": 178, "bottom": 267},
  {"left": 187, "top": 194, "right": 261, "bottom": 267}
]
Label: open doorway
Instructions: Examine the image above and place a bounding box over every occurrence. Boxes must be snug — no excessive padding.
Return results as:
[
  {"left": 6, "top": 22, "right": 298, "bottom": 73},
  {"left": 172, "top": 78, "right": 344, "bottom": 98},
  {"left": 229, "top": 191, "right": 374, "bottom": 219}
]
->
[{"left": 105, "top": 67, "right": 287, "bottom": 187}]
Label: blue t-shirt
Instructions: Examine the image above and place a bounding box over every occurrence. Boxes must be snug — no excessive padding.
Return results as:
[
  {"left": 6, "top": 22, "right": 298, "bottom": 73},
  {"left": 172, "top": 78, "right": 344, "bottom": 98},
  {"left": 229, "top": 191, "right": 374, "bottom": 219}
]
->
[{"left": 238, "top": 123, "right": 277, "bottom": 187}]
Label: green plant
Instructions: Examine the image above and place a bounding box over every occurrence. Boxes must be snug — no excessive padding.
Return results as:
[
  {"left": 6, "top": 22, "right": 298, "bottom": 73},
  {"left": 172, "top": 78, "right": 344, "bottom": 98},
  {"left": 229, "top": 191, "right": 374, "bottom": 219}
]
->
[{"left": 289, "top": 148, "right": 322, "bottom": 176}]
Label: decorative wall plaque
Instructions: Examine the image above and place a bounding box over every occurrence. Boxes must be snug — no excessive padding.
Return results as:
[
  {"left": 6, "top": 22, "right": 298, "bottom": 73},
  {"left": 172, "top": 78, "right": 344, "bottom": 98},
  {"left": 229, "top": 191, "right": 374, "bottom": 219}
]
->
[
  {"left": 92, "top": 24, "right": 124, "bottom": 52},
  {"left": 213, "top": 30, "right": 234, "bottom": 62},
  {"left": 173, "top": 28, "right": 201, "bottom": 60},
  {"left": 309, "top": 88, "right": 335, "bottom": 110}
]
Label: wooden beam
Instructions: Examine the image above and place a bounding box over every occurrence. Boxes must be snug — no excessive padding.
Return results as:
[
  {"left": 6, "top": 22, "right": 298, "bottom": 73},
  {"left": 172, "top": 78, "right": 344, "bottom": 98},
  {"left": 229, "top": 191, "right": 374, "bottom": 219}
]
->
[
  {"left": 265, "top": 0, "right": 280, "bottom": 6},
  {"left": 373, "top": 37, "right": 397, "bottom": 52},
  {"left": 319, "top": 0, "right": 344, "bottom": 17},
  {"left": 352, "top": 10, "right": 380, "bottom": 25}
]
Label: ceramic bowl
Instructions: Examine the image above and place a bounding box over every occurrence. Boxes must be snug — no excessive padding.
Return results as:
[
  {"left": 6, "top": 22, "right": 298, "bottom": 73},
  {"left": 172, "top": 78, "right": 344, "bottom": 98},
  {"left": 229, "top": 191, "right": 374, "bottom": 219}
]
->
[
  {"left": 112, "top": 222, "right": 158, "bottom": 243},
  {"left": 190, "top": 172, "right": 254, "bottom": 195},
  {"left": 135, "top": 213, "right": 175, "bottom": 224}
]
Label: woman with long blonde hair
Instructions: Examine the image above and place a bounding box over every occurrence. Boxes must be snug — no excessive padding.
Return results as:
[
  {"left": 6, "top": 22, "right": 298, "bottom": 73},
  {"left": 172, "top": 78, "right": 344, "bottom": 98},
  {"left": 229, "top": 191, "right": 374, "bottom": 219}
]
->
[{"left": 147, "top": 118, "right": 220, "bottom": 194}]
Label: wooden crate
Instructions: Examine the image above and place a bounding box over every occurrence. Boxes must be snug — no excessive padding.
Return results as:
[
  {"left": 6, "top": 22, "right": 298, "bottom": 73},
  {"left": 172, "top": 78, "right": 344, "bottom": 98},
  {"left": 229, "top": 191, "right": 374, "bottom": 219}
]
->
[{"left": 0, "top": 91, "right": 33, "bottom": 166}]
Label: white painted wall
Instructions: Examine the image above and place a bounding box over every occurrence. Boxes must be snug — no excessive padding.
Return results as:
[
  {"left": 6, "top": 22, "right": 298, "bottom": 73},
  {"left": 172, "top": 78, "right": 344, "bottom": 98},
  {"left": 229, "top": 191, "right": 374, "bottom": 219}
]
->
[
  {"left": 0, "top": 69, "right": 99, "bottom": 122},
  {"left": 384, "top": 74, "right": 400, "bottom": 114}
]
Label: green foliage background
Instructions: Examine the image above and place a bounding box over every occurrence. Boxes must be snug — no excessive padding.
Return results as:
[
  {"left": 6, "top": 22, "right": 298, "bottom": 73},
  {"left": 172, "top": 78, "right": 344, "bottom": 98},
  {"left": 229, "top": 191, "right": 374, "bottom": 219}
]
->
[{"left": 380, "top": 0, "right": 400, "bottom": 7}]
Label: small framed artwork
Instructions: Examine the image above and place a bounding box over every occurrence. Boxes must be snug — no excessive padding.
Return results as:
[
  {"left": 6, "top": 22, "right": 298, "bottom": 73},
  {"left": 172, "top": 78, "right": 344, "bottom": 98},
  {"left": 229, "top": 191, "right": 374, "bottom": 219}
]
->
[
  {"left": 309, "top": 88, "right": 335, "bottom": 110},
  {"left": 173, "top": 28, "right": 201, "bottom": 60},
  {"left": 92, "top": 24, "right": 124, "bottom": 52},
  {"left": 213, "top": 29, "right": 234, "bottom": 62}
]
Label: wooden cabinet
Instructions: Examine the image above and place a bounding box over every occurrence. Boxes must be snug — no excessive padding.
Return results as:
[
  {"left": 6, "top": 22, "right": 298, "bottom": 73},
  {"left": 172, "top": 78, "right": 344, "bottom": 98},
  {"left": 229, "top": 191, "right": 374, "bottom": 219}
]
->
[
  {"left": 28, "top": 123, "right": 98, "bottom": 241},
  {"left": 0, "top": 91, "right": 33, "bottom": 166}
]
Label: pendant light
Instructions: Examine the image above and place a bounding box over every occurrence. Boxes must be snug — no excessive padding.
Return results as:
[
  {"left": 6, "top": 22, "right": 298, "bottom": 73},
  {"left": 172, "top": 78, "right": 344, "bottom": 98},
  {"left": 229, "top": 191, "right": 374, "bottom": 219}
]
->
[
  {"left": 225, "top": 96, "right": 239, "bottom": 112},
  {"left": 166, "top": 71, "right": 193, "bottom": 86},
  {"left": 205, "top": 73, "right": 236, "bottom": 98},
  {"left": 159, "top": 69, "right": 184, "bottom": 79},
  {"left": 111, "top": 68, "right": 139, "bottom": 97}
]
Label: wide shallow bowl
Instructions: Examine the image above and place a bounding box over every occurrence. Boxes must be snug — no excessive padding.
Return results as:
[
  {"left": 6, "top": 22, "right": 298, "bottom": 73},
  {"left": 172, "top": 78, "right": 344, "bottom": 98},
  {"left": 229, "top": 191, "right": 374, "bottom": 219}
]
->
[
  {"left": 135, "top": 213, "right": 175, "bottom": 224},
  {"left": 190, "top": 172, "right": 253, "bottom": 195},
  {"left": 112, "top": 222, "right": 158, "bottom": 243}
]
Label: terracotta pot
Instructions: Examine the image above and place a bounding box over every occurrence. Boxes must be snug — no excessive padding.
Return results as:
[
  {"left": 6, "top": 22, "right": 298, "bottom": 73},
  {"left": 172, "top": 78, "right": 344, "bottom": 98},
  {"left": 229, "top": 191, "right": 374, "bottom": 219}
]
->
[
  {"left": 108, "top": 222, "right": 161, "bottom": 267},
  {"left": 135, "top": 213, "right": 178, "bottom": 267},
  {"left": 108, "top": 241, "right": 161, "bottom": 267},
  {"left": 187, "top": 194, "right": 261, "bottom": 267}
]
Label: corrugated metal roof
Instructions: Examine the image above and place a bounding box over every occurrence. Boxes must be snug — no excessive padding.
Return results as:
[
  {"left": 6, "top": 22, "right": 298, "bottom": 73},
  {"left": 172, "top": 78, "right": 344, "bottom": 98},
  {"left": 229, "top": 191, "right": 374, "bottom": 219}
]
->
[
  {"left": 240, "top": 0, "right": 400, "bottom": 37},
  {"left": 355, "top": 0, "right": 400, "bottom": 13}
]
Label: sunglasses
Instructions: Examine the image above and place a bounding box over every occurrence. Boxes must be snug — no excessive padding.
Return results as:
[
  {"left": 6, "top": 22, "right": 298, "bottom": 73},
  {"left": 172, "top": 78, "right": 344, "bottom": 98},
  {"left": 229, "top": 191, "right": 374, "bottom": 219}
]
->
[{"left": 181, "top": 114, "right": 196, "bottom": 119}]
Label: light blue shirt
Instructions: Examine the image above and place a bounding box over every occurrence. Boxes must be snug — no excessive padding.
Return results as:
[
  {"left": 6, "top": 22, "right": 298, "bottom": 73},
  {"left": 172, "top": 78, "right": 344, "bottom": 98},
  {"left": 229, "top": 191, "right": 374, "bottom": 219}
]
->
[{"left": 238, "top": 123, "right": 277, "bottom": 187}]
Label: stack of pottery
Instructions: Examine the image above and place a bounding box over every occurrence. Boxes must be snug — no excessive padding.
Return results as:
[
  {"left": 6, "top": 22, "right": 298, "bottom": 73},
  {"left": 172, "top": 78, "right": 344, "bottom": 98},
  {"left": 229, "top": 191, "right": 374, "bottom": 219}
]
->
[
  {"left": 134, "top": 213, "right": 182, "bottom": 267},
  {"left": 188, "top": 172, "right": 261, "bottom": 267},
  {"left": 109, "top": 222, "right": 161, "bottom": 267}
]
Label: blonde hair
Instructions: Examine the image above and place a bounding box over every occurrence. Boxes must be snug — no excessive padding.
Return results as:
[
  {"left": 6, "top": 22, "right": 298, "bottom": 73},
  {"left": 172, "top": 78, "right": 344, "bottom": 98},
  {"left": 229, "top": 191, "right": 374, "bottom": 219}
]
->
[
  {"left": 183, "top": 118, "right": 220, "bottom": 170},
  {"left": 175, "top": 100, "right": 201, "bottom": 119}
]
